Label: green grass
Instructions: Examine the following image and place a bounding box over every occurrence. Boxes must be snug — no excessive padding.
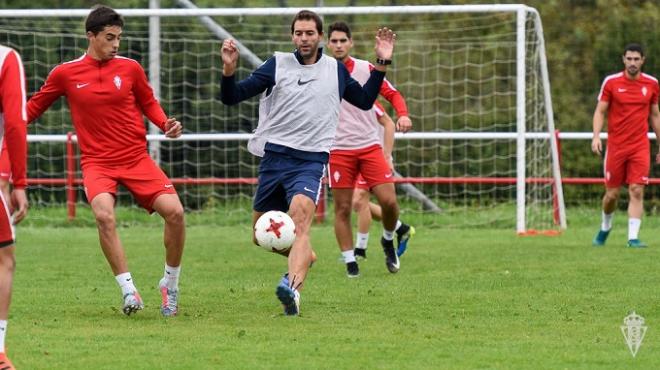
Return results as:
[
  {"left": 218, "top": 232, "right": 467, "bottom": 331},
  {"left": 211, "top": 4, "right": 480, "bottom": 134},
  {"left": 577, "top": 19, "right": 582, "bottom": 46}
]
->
[{"left": 8, "top": 213, "right": 660, "bottom": 369}]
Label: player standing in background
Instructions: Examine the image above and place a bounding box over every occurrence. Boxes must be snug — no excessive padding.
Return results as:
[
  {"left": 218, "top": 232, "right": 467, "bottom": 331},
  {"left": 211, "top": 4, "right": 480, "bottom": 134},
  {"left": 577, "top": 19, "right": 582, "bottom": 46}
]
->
[
  {"left": 326, "top": 21, "right": 413, "bottom": 277},
  {"left": 591, "top": 43, "right": 660, "bottom": 248},
  {"left": 27, "top": 5, "right": 185, "bottom": 317},
  {"left": 0, "top": 43, "right": 29, "bottom": 370},
  {"left": 220, "top": 10, "right": 395, "bottom": 315}
]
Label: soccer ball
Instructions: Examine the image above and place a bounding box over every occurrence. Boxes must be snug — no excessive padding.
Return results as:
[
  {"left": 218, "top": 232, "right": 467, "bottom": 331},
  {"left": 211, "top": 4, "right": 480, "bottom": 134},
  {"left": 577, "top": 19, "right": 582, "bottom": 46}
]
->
[{"left": 254, "top": 210, "right": 296, "bottom": 253}]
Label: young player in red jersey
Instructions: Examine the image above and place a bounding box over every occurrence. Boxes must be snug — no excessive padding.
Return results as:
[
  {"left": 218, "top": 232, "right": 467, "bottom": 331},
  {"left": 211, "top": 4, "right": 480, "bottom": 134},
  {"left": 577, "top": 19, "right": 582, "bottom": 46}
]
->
[
  {"left": 326, "top": 21, "right": 413, "bottom": 277},
  {"left": 27, "top": 6, "right": 185, "bottom": 316},
  {"left": 591, "top": 43, "right": 660, "bottom": 248},
  {"left": 0, "top": 43, "right": 29, "bottom": 370}
]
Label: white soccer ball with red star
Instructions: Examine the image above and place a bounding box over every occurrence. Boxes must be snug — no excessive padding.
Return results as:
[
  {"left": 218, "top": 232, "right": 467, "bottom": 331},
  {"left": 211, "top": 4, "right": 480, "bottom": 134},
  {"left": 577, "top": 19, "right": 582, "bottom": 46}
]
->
[{"left": 254, "top": 210, "right": 296, "bottom": 253}]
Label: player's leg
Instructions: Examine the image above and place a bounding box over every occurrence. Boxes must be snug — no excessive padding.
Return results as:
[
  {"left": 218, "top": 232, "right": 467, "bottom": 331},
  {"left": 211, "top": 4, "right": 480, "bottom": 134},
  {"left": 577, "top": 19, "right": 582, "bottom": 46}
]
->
[
  {"left": 625, "top": 150, "right": 650, "bottom": 248},
  {"left": 0, "top": 219, "right": 14, "bottom": 370},
  {"left": 361, "top": 195, "right": 414, "bottom": 256},
  {"left": 593, "top": 149, "right": 622, "bottom": 246},
  {"left": 152, "top": 193, "right": 185, "bottom": 316},
  {"left": 121, "top": 155, "right": 185, "bottom": 316},
  {"left": 626, "top": 184, "right": 645, "bottom": 247},
  {"left": 275, "top": 156, "right": 325, "bottom": 315},
  {"left": 329, "top": 150, "right": 360, "bottom": 277},
  {"left": 0, "top": 149, "right": 15, "bottom": 368},
  {"left": 90, "top": 193, "right": 142, "bottom": 314},
  {"left": 352, "top": 187, "right": 372, "bottom": 259},
  {"left": 371, "top": 183, "right": 400, "bottom": 273},
  {"left": 361, "top": 145, "right": 400, "bottom": 273},
  {"left": 85, "top": 166, "right": 142, "bottom": 315},
  {"left": 368, "top": 201, "right": 382, "bottom": 221}
]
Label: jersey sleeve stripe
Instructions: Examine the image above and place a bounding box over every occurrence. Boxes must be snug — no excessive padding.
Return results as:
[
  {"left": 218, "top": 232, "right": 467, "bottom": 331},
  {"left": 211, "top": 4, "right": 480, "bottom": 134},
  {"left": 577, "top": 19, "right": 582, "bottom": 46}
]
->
[{"left": 597, "top": 72, "right": 623, "bottom": 101}]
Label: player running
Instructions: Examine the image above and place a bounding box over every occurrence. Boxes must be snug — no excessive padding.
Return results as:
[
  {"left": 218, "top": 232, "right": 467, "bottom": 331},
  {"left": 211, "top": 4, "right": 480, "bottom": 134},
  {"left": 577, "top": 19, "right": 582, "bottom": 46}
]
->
[{"left": 220, "top": 10, "right": 395, "bottom": 315}]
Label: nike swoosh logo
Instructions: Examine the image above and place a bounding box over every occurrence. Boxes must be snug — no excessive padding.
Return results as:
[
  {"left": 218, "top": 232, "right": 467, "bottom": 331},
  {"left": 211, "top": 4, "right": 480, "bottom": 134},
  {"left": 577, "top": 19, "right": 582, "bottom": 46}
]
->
[
  {"left": 385, "top": 173, "right": 393, "bottom": 178},
  {"left": 165, "top": 184, "right": 174, "bottom": 188},
  {"left": 76, "top": 83, "right": 90, "bottom": 89},
  {"left": 303, "top": 187, "right": 316, "bottom": 193},
  {"left": 618, "top": 88, "right": 626, "bottom": 92},
  {"left": 297, "top": 78, "right": 315, "bottom": 86}
]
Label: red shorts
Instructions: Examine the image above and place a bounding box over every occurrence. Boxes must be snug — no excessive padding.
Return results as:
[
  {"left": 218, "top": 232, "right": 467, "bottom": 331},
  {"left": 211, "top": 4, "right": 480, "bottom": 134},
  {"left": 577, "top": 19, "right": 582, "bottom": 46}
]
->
[
  {"left": 0, "top": 193, "right": 14, "bottom": 247},
  {"left": 82, "top": 154, "right": 177, "bottom": 213},
  {"left": 0, "top": 141, "right": 10, "bottom": 181},
  {"left": 604, "top": 146, "right": 650, "bottom": 187},
  {"left": 328, "top": 144, "right": 393, "bottom": 189}
]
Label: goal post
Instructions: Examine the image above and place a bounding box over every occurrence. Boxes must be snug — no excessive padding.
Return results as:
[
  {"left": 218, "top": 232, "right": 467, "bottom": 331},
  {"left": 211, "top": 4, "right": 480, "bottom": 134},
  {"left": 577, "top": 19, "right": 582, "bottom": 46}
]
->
[{"left": 0, "top": 4, "right": 566, "bottom": 232}]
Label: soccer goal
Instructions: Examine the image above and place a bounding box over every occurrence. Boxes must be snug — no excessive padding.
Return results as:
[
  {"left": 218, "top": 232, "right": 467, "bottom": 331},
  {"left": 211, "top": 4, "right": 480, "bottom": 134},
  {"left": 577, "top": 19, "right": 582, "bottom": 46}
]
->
[{"left": 0, "top": 4, "right": 565, "bottom": 232}]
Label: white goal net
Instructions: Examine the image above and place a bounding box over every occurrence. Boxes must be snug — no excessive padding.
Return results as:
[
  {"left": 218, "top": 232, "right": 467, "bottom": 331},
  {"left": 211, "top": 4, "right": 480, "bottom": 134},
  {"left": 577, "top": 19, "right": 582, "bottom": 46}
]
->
[{"left": 0, "top": 5, "right": 565, "bottom": 232}]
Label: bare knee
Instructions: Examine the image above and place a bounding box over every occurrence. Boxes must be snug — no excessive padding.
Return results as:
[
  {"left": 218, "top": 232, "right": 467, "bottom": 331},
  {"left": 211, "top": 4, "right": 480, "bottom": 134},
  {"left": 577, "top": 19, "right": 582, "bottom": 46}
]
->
[
  {"left": 0, "top": 251, "right": 16, "bottom": 273},
  {"left": 378, "top": 196, "right": 398, "bottom": 212},
  {"left": 603, "top": 189, "right": 619, "bottom": 204},
  {"left": 629, "top": 186, "right": 644, "bottom": 200},
  {"left": 163, "top": 204, "right": 185, "bottom": 226},
  {"left": 335, "top": 201, "right": 352, "bottom": 220},
  {"left": 94, "top": 209, "right": 116, "bottom": 231}
]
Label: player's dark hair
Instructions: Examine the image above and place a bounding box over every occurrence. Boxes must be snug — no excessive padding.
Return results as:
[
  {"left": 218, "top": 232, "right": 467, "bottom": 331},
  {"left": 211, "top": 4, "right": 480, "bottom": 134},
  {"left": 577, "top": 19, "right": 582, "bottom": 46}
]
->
[
  {"left": 291, "top": 10, "right": 323, "bottom": 35},
  {"left": 623, "top": 43, "right": 644, "bottom": 57},
  {"left": 328, "top": 21, "right": 352, "bottom": 39},
  {"left": 86, "top": 5, "right": 124, "bottom": 35}
]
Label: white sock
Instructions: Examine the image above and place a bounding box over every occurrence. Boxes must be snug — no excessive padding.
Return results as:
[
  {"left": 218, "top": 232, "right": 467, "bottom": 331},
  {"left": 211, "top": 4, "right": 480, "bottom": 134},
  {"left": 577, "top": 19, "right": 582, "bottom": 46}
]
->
[
  {"left": 163, "top": 264, "right": 181, "bottom": 290},
  {"left": 342, "top": 250, "right": 356, "bottom": 264},
  {"left": 601, "top": 211, "right": 613, "bottom": 231},
  {"left": 394, "top": 220, "right": 402, "bottom": 232},
  {"left": 628, "top": 218, "right": 641, "bottom": 240},
  {"left": 355, "top": 232, "right": 369, "bottom": 250},
  {"left": 382, "top": 229, "right": 395, "bottom": 241},
  {"left": 115, "top": 272, "right": 137, "bottom": 296},
  {"left": 0, "top": 320, "right": 6, "bottom": 353}
]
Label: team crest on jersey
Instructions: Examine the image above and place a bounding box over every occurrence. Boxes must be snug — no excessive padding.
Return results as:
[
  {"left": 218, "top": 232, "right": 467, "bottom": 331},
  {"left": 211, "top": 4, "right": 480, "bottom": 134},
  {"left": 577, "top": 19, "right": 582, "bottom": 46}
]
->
[
  {"left": 113, "top": 75, "right": 122, "bottom": 90},
  {"left": 333, "top": 170, "right": 341, "bottom": 183},
  {"left": 642, "top": 86, "right": 648, "bottom": 96}
]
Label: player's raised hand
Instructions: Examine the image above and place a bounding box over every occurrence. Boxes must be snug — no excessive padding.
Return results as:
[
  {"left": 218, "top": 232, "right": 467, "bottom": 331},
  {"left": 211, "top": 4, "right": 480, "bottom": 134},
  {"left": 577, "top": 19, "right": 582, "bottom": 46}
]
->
[
  {"left": 221, "top": 39, "right": 239, "bottom": 76},
  {"left": 11, "top": 188, "right": 28, "bottom": 224},
  {"left": 396, "top": 116, "right": 412, "bottom": 133},
  {"left": 164, "top": 117, "right": 182, "bottom": 138},
  {"left": 374, "top": 28, "right": 396, "bottom": 61},
  {"left": 591, "top": 136, "right": 602, "bottom": 155}
]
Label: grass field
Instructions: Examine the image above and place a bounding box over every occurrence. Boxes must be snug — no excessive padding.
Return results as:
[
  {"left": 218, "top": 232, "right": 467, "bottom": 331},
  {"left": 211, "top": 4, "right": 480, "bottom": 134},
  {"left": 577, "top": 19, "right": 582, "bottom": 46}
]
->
[{"left": 7, "top": 210, "right": 660, "bottom": 369}]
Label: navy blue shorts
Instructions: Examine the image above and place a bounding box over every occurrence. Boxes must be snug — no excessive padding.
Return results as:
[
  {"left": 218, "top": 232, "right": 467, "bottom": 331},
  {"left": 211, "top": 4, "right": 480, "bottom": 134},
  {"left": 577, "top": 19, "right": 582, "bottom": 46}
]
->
[{"left": 253, "top": 151, "right": 325, "bottom": 212}]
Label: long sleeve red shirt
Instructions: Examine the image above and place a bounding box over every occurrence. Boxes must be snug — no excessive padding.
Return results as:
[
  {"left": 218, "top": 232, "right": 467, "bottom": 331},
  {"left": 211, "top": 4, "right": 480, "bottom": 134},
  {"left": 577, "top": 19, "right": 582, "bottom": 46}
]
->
[
  {"left": 27, "top": 54, "right": 167, "bottom": 167},
  {"left": 344, "top": 57, "right": 409, "bottom": 118},
  {"left": 0, "top": 46, "right": 27, "bottom": 188}
]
